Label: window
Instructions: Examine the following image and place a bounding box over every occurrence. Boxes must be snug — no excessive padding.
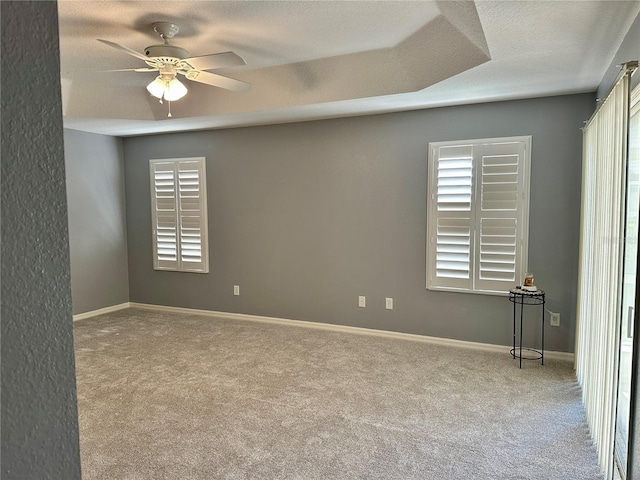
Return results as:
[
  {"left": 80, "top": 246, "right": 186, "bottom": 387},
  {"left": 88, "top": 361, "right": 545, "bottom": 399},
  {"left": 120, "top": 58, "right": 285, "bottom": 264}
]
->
[
  {"left": 426, "top": 136, "right": 531, "bottom": 294},
  {"left": 150, "top": 157, "right": 209, "bottom": 273}
]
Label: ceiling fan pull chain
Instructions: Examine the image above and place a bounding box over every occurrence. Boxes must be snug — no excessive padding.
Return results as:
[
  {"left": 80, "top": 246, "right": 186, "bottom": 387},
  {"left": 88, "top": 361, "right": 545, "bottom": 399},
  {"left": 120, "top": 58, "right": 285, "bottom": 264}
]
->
[{"left": 168, "top": 101, "right": 172, "bottom": 118}]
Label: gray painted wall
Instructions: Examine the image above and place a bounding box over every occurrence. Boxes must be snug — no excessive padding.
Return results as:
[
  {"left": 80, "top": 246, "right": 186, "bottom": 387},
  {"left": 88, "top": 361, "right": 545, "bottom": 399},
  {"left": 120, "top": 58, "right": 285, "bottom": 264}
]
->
[
  {"left": 64, "top": 129, "right": 129, "bottom": 314},
  {"left": 124, "top": 93, "right": 593, "bottom": 353},
  {"left": 1, "top": 1, "right": 82, "bottom": 478}
]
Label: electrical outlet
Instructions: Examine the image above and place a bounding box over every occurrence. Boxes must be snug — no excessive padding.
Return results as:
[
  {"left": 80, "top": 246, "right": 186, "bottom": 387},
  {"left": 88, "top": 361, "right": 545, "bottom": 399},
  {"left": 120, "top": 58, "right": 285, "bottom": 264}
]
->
[
  {"left": 385, "top": 297, "right": 393, "bottom": 310},
  {"left": 358, "top": 296, "right": 366, "bottom": 308},
  {"left": 233, "top": 285, "right": 240, "bottom": 296},
  {"left": 550, "top": 312, "right": 560, "bottom": 327}
]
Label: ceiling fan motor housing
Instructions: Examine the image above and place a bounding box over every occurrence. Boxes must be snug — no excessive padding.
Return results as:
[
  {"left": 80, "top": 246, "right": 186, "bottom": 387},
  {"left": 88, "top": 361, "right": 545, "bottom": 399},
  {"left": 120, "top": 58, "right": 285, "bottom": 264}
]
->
[{"left": 145, "top": 44, "right": 190, "bottom": 60}]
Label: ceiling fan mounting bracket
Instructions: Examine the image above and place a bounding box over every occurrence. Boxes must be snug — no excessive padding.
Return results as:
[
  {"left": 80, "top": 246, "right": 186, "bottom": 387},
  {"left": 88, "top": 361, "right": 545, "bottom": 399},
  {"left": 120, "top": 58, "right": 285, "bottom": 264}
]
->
[
  {"left": 152, "top": 22, "right": 179, "bottom": 40},
  {"left": 145, "top": 23, "right": 189, "bottom": 59}
]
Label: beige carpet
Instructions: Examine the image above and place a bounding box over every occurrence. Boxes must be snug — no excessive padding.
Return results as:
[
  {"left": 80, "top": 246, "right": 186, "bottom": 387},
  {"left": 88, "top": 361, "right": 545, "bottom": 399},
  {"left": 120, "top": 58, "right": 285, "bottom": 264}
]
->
[{"left": 74, "top": 307, "right": 602, "bottom": 479}]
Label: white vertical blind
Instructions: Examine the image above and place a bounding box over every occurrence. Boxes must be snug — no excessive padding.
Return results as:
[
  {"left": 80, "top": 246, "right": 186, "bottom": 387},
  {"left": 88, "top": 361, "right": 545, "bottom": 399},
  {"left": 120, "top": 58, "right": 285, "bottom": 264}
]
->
[
  {"left": 575, "top": 67, "right": 632, "bottom": 479},
  {"left": 150, "top": 157, "right": 209, "bottom": 273}
]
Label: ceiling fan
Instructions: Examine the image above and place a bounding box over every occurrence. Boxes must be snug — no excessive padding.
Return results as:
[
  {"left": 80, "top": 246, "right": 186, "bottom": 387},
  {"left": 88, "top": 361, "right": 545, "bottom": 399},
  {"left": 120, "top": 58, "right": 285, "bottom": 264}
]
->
[{"left": 98, "top": 22, "right": 250, "bottom": 116}]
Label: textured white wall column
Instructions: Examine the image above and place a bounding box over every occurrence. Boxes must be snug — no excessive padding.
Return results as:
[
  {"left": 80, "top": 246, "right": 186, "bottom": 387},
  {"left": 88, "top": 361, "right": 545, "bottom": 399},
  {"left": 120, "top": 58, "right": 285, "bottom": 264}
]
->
[{"left": 1, "top": 1, "right": 82, "bottom": 478}]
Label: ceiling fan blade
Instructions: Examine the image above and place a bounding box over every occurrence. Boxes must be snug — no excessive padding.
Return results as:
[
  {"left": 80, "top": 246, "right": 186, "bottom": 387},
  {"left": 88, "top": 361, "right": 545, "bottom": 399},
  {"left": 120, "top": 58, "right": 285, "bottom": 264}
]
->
[
  {"left": 183, "top": 51, "right": 246, "bottom": 71},
  {"left": 103, "top": 68, "right": 158, "bottom": 73},
  {"left": 97, "top": 39, "right": 149, "bottom": 62},
  {"left": 184, "top": 70, "right": 251, "bottom": 92}
]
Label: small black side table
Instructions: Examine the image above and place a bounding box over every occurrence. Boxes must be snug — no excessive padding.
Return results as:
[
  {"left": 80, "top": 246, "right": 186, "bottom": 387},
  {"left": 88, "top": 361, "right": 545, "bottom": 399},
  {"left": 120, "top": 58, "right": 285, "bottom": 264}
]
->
[{"left": 508, "top": 288, "right": 545, "bottom": 368}]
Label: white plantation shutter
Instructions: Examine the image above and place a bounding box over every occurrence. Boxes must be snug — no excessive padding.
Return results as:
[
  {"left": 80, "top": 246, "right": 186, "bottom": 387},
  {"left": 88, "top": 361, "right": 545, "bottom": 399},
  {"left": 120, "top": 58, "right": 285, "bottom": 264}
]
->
[
  {"left": 177, "top": 161, "right": 206, "bottom": 270},
  {"left": 433, "top": 145, "right": 473, "bottom": 290},
  {"left": 476, "top": 142, "right": 527, "bottom": 292},
  {"left": 151, "top": 162, "right": 179, "bottom": 270},
  {"left": 150, "top": 158, "right": 209, "bottom": 273},
  {"left": 427, "top": 137, "right": 530, "bottom": 294}
]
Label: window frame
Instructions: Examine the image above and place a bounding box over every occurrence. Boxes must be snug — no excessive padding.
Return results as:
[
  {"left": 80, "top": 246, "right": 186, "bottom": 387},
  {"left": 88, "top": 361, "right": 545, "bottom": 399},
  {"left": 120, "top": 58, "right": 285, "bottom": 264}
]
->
[
  {"left": 426, "top": 136, "right": 531, "bottom": 295},
  {"left": 149, "top": 157, "right": 209, "bottom": 274}
]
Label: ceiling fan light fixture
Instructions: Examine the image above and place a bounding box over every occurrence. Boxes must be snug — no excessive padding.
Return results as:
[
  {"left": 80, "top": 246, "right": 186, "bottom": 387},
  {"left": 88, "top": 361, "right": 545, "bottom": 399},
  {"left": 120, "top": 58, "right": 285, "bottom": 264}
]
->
[
  {"left": 164, "top": 78, "right": 188, "bottom": 101},
  {"left": 146, "top": 76, "right": 188, "bottom": 102},
  {"left": 146, "top": 76, "right": 166, "bottom": 99}
]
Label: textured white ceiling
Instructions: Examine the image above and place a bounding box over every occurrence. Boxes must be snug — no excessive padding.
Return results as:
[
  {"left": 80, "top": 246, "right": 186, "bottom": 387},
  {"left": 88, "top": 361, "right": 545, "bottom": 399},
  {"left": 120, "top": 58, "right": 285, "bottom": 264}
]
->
[{"left": 58, "top": 0, "right": 640, "bottom": 137}]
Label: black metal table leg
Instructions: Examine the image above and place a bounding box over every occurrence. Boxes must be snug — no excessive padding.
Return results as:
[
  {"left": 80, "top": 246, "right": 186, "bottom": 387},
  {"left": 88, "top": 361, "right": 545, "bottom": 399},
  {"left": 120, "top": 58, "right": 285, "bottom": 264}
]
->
[
  {"left": 519, "top": 296, "right": 524, "bottom": 369},
  {"left": 541, "top": 297, "right": 545, "bottom": 365},
  {"left": 513, "top": 296, "right": 516, "bottom": 359}
]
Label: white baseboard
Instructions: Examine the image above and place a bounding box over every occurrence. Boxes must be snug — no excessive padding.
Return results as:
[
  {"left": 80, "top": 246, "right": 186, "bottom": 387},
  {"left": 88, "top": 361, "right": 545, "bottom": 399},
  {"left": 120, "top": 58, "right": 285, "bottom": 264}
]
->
[
  {"left": 128, "top": 302, "right": 575, "bottom": 362},
  {"left": 73, "top": 302, "right": 131, "bottom": 322}
]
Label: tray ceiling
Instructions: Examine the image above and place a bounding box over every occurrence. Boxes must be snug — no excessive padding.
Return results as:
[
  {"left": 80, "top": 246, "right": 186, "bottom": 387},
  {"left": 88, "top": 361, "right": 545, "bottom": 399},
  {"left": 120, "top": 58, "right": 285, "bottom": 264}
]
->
[{"left": 58, "top": 1, "right": 640, "bottom": 136}]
